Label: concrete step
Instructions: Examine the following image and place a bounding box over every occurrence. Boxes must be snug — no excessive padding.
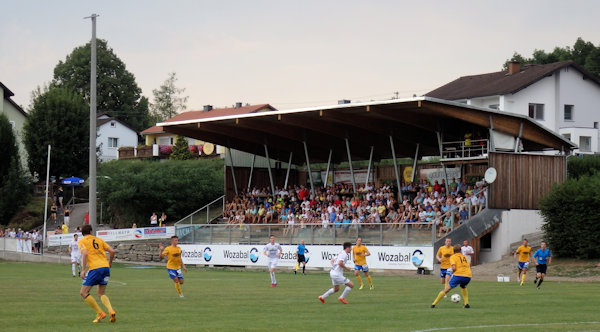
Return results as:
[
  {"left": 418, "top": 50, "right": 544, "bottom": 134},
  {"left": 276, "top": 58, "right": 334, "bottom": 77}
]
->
[{"left": 509, "top": 231, "right": 545, "bottom": 253}]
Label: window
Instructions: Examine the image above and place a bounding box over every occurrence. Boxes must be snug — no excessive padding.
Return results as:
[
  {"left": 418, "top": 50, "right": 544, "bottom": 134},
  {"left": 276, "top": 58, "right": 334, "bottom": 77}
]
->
[
  {"left": 562, "top": 133, "right": 571, "bottom": 141},
  {"left": 528, "top": 103, "right": 544, "bottom": 120},
  {"left": 480, "top": 233, "right": 492, "bottom": 250},
  {"left": 564, "top": 105, "right": 574, "bottom": 121},
  {"left": 489, "top": 104, "right": 499, "bottom": 110},
  {"left": 110, "top": 121, "right": 116, "bottom": 128},
  {"left": 158, "top": 136, "right": 174, "bottom": 145},
  {"left": 579, "top": 136, "right": 591, "bottom": 152},
  {"left": 108, "top": 137, "right": 119, "bottom": 148}
]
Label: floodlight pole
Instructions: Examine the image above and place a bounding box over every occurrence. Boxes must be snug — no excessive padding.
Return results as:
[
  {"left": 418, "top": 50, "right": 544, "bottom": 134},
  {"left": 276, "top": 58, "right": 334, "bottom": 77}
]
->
[
  {"left": 42, "top": 145, "right": 51, "bottom": 253},
  {"left": 85, "top": 13, "right": 99, "bottom": 233}
]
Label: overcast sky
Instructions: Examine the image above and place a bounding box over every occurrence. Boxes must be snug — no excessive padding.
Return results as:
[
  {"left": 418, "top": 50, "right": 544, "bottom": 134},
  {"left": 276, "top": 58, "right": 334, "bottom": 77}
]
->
[{"left": 2, "top": 0, "right": 599, "bottom": 112}]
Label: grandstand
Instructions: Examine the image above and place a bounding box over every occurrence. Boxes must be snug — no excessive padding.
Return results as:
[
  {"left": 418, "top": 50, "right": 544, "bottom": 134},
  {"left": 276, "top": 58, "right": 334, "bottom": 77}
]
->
[{"left": 165, "top": 97, "right": 575, "bottom": 269}]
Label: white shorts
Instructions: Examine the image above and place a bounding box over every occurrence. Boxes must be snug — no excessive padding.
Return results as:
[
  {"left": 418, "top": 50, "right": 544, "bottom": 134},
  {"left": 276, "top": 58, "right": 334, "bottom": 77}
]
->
[
  {"left": 71, "top": 254, "right": 81, "bottom": 264},
  {"left": 268, "top": 258, "right": 279, "bottom": 269},
  {"left": 330, "top": 271, "right": 350, "bottom": 286}
]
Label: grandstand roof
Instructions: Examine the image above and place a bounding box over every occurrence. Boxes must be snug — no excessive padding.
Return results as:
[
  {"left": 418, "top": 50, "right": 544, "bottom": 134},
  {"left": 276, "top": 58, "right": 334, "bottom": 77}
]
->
[{"left": 157, "top": 97, "right": 575, "bottom": 164}]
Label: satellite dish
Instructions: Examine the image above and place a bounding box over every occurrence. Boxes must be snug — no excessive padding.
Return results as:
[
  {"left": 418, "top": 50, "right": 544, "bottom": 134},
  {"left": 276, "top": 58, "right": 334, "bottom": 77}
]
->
[{"left": 484, "top": 167, "right": 497, "bottom": 184}]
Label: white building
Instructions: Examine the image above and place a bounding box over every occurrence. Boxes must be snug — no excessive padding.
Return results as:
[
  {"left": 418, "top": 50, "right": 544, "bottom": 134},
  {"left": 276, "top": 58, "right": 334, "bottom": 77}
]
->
[
  {"left": 426, "top": 61, "right": 600, "bottom": 154},
  {"left": 0, "top": 81, "right": 28, "bottom": 169},
  {"left": 97, "top": 113, "right": 138, "bottom": 162}
]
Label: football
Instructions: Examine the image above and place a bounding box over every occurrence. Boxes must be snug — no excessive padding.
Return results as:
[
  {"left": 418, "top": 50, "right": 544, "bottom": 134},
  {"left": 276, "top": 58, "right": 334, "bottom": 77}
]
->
[{"left": 450, "top": 294, "right": 461, "bottom": 303}]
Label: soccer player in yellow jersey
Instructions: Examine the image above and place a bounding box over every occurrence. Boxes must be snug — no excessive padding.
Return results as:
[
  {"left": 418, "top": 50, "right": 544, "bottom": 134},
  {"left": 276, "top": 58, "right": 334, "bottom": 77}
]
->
[
  {"left": 436, "top": 238, "right": 454, "bottom": 287},
  {"left": 352, "top": 237, "right": 373, "bottom": 290},
  {"left": 431, "top": 244, "right": 472, "bottom": 308},
  {"left": 514, "top": 239, "right": 532, "bottom": 286},
  {"left": 159, "top": 235, "right": 188, "bottom": 297},
  {"left": 78, "top": 224, "right": 116, "bottom": 323}
]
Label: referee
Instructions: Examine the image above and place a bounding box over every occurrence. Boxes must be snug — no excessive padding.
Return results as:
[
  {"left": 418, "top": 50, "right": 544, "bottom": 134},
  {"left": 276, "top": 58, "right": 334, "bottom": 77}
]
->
[
  {"left": 532, "top": 241, "right": 552, "bottom": 289},
  {"left": 295, "top": 240, "right": 308, "bottom": 275}
]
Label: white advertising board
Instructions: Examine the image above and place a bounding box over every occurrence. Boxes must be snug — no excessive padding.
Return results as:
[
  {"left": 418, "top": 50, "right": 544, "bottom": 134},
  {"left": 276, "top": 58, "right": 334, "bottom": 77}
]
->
[
  {"left": 180, "top": 244, "right": 434, "bottom": 270},
  {"left": 48, "top": 233, "right": 82, "bottom": 246},
  {"left": 96, "top": 227, "right": 175, "bottom": 242}
]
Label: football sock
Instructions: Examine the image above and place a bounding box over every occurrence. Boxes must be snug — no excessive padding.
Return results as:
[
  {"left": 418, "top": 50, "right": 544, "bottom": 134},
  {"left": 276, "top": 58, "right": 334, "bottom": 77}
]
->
[
  {"left": 302, "top": 265, "right": 305, "bottom": 274},
  {"left": 537, "top": 279, "right": 544, "bottom": 287},
  {"left": 367, "top": 275, "right": 373, "bottom": 286},
  {"left": 321, "top": 288, "right": 335, "bottom": 299},
  {"left": 295, "top": 262, "right": 299, "bottom": 271},
  {"left": 432, "top": 291, "right": 445, "bottom": 306},
  {"left": 100, "top": 295, "right": 114, "bottom": 313},
  {"left": 270, "top": 272, "right": 276, "bottom": 284},
  {"left": 340, "top": 286, "right": 352, "bottom": 299},
  {"left": 461, "top": 288, "right": 469, "bottom": 305},
  {"left": 521, "top": 274, "right": 526, "bottom": 284},
  {"left": 356, "top": 275, "right": 364, "bottom": 287},
  {"left": 72, "top": 264, "right": 76, "bottom": 276},
  {"left": 84, "top": 295, "right": 103, "bottom": 314},
  {"left": 174, "top": 282, "right": 182, "bottom": 295}
]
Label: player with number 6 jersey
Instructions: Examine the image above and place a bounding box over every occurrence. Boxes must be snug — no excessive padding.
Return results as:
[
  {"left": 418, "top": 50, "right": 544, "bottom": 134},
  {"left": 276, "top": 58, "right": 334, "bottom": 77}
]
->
[{"left": 78, "top": 224, "right": 116, "bottom": 323}]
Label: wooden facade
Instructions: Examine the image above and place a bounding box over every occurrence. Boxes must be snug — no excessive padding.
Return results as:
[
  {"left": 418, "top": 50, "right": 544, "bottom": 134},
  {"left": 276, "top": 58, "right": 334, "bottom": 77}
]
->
[{"left": 488, "top": 152, "right": 566, "bottom": 210}]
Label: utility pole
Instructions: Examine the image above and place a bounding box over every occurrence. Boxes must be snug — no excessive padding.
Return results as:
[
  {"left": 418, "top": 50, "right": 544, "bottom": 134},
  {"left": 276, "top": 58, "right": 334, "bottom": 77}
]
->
[{"left": 85, "top": 13, "right": 99, "bottom": 233}]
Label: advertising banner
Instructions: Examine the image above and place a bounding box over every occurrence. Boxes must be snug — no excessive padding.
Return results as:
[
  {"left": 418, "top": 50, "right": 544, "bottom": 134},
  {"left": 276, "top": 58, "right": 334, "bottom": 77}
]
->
[
  {"left": 48, "top": 233, "right": 83, "bottom": 246},
  {"left": 320, "top": 169, "right": 374, "bottom": 186},
  {"left": 180, "top": 244, "right": 433, "bottom": 271},
  {"left": 96, "top": 227, "right": 175, "bottom": 242},
  {"left": 419, "top": 167, "right": 461, "bottom": 185}
]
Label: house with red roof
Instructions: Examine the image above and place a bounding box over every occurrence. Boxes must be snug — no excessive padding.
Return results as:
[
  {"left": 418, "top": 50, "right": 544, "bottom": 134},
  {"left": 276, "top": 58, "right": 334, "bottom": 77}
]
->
[
  {"left": 139, "top": 103, "right": 277, "bottom": 158},
  {"left": 426, "top": 61, "right": 600, "bottom": 153}
]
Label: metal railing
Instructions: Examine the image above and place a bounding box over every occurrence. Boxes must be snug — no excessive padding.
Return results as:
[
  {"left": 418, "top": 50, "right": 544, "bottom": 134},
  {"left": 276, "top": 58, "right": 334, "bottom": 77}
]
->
[
  {"left": 175, "top": 222, "right": 438, "bottom": 246},
  {"left": 175, "top": 195, "right": 225, "bottom": 238},
  {"left": 436, "top": 186, "right": 488, "bottom": 236},
  {"left": 442, "top": 139, "right": 488, "bottom": 159}
]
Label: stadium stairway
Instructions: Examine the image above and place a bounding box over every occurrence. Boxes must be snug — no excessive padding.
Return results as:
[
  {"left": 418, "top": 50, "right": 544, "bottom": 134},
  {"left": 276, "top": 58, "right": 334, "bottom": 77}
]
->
[
  {"left": 509, "top": 231, "right": 545, "bottom": 253},
  {"left": 434, "top": 208, "right": 506, "bottom": 252}
]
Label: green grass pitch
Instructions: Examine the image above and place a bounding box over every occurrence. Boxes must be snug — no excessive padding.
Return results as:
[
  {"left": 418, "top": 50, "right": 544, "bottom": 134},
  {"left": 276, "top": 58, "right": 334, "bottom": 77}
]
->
[{"left": 0, "top": 261, "right": 599, "bottom": 331}]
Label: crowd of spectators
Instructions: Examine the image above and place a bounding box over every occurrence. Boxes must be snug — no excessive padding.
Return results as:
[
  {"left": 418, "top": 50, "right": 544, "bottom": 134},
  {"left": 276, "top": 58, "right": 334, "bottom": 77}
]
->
[
  {"left": 1, "top": 228, "right": 43, "bottom": 253},
  {"left": 223, "top": 177, "right": 487, "bottom": 237}
]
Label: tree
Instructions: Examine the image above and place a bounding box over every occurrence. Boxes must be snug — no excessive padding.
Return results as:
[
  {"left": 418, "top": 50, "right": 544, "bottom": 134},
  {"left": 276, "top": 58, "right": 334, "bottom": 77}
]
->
[
  {"left": 150, "top": 72, "right": 188, "bottom": 122},
  {"left": 0, "top": 113, "right": 30, "bottom": 225},
  {"left": 97, "top": 159, "right": 224, "bottom": 227},
  {"left": 23, "top": 86, "right": 89, "bottom": 179},
  {"left": 53, "top": 39, "right": 151, "bottom": 132},
  {"left": 170, "top": 136, "right": 194, "bottom": 160},
  {"left": 503, "top": 38, "right": 600, "bottom": 77}
]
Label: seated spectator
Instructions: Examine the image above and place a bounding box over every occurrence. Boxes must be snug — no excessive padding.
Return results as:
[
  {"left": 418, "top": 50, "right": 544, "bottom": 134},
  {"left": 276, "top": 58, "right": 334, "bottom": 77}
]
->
[{"left": 385, "top": 207, "right": 400, "bottom": 230}]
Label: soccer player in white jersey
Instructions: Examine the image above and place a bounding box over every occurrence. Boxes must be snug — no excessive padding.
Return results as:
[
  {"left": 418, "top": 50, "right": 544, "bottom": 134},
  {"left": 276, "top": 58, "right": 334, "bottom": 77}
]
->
[
  {"left": 318, "top": 242, "right": 354, "bottom": 304},
  {"left": 263, "top": 235, "right": 282, "bottom": 287},
  {"left": 69, "top": 233, "right": 82, "bottom": 277}
]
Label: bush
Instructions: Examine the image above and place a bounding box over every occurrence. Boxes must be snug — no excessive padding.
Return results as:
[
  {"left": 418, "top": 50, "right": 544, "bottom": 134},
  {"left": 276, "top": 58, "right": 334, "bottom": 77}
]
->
[
  {"left": 539, "top": 174, "right": 600, "bottom": 259},
  {"left": 567, "top": 154, "right": 600, "bottom": 179},
  {"left": 97, "top": 158, "right": 224, "bottom": 227}
]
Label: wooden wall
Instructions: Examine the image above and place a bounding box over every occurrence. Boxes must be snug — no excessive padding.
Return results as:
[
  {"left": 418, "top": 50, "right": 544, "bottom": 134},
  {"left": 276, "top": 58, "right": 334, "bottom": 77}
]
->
[{"left": 488, "top": 152, "right": 566, "bottom": 210}]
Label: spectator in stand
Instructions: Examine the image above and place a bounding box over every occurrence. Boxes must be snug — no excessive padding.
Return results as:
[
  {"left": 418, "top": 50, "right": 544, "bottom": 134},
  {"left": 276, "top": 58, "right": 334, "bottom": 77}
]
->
[
  {"left": 132, "top": 223, "right": 137, "bottom": 229},
  {"left": 34, "top": 230, "right": 42, "bottom": 254},
  {"left": 57, "top": 186, "right": 64, "bottom": 208},
  {"left": 433, "top": 180, "right": 442, "bottom": 193},
  {"left": 385, "top": 207, "right": 400, "bottom": 230},
  {"left": 55, "top": 226, "right": 62, "bottom": 234},
  {"left": 476, "top": 192, "right": 486, "bottom": 213},
  {"left": 62, "top": 221, "right": 69, "bottom": 234},
  {"left": 159, "top": 212, "right": 167, "bottom": 227},
  {"left": 150, "top": 212, "right": 158, "bottom": 226},
  {"left": 50, "top": 203, "right": 58, "bottom": 221},
  {"left": 63, "top": 206, "right": 71, "bottom": 227}
]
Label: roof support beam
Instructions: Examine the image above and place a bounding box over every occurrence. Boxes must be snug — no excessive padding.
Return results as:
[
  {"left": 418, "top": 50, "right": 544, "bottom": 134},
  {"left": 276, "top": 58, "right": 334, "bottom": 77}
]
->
[
  {"left": 227, "top": 147, "right": 238, "bottom": 196},
  {"left": 284, "top": 152, "right": 293, "bottom": 190},
  {"left": 303, "top": 141, "right": 315, "bottom": 195},
  {"left": 324, "top": 149, "right": 333, "bottom": 187},
  {"left": 345, "top": 138, "right": 357, "bottom": 193},
  {"left": 365, "top": 145, "right": 374, "bottom": 187},
  {"left": 264, "top": 144, "right": 275, "bottom": 196},
  {"left": 389, "top": 136, "right": 402, "bottom": 198},
  {"left": 247, "top": 154, "right": 256, "bottom": 189}
]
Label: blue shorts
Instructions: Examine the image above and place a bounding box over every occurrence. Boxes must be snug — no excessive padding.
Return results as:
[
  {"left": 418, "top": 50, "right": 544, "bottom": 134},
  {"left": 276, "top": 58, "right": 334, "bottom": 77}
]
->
[
  {"left": 354, "top": 264, "right": 369, "bottom": 272},
  {"left": 167, "top": 268, "right": 184, "bottom": 279},
  {"left": 82, "top": 267, "right": 110, "bottom": 286},
  {"left": 448, "top": 275, "right": 471, "bottom": 289},
  {"left": 440, "top": 267, "right": 453, "bottom": 279},
  {"left": 518, "top": 261, "right": 529, "bottom": 270}
]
